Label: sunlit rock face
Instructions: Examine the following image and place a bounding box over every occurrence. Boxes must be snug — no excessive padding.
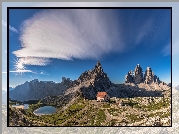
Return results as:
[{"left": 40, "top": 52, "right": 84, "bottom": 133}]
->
[
  {"left": 125, "top": 70, "right": 133, "bottom": 83},
  {"left": 134, "top": 64, "right": 143, "bottom": 84},
  {"left": 125, "top": 64, "right": 161, "bottom": 85},
  {"left": 125, "top": 64, "right": 144, "bottom": 84},
  {"left": 65, "top": 61, "right": 112, "bottom": 100},
  {"left": 144, "top": 67, "right": 160, "bottom": 84}
]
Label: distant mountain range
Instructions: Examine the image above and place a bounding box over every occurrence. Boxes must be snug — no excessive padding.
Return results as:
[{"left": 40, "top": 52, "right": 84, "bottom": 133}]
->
[
  {"left": 9, "top": 78, "right": 71, "bottom": 101},
  {"left": 9, "top": 62, "right": 171, "bottom": 102}
]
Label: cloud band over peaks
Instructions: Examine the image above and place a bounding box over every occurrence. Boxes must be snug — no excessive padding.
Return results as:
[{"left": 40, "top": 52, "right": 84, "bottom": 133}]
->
[{"left": 12, "top": 9, "right": 123, "bottom": 65}]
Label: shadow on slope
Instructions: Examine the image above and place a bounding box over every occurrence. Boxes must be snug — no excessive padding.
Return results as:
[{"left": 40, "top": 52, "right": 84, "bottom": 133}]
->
[{"left": 107, "top": 84, "right": 165, "bottom": 98}]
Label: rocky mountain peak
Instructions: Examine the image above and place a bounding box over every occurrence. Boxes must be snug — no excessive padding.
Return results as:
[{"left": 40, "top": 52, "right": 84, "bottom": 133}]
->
[
  {"left": 96, "top": 61, "right": 101, "bottom": 67},
  {"left": 93, "top": 61, "right": 104, "bottom": 75},
  {"left": 67, "top": 61, "right": 111, "bottom": 100},
  {"left": 76, "top": 61, "right": 107, "bottom": 83},
  {"left": 125, "top": 64, "right": 161, "bottom": 84},
  {"left": 134, "top": 64, "right": 143, "bottom": 84}
]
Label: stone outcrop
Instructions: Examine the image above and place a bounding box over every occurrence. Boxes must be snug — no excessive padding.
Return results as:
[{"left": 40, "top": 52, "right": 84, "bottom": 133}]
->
[
  {"left": 79, "top": 62, "right": 111, "bottom": 99},
  {"left": 144, "top": 67, "right": 154, "bottom": 84},
  {"left": 65, "top": 61, "right": 112, "bottom": 100},
  {"left": 125, "top": 70, "right": 133, "bottom": 83},
  {"left": 125, "top": 64, "right": 143, "bottom": 84},
  {"left": 125, "top": 64, "right": 161, "bottom": 84},
  {"left": 62, "top": 77, "right": 72, "bottom": 86},
  {"left": 134, "top": 64, "right": 143, "bottom": 84},
  {"left": 107, "top": 82, "right": 170, "bottom": 98},
  {"left": 9, "top": 105, "right": 32, "bottom": 126},
  {"left": 80, "top": 61, "right": 110, "bottom": 85},
  {"left": 167, "top": 83, "right": 171, "bottom": 87},
  {"left": 144, "top": 67, "right": 160, "bottom": 84}
]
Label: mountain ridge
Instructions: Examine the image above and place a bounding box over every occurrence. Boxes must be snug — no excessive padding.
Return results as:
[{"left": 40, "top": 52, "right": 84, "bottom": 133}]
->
[
  {"left": 9, "top": 79, "right": 71, "bottom": 101},
  {"left": 9, "top": 61, "right": 170, "bottom": 102}
]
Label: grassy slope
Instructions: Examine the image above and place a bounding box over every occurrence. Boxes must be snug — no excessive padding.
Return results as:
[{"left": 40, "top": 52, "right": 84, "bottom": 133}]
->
[{"left": 18, "top": 94, "right": 171, "bottom": 126}]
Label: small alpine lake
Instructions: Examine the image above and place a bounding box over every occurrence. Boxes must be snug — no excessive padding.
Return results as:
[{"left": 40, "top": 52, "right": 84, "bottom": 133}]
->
[{"left": 33, "top": 106, "right": 57, "bottom": 116}]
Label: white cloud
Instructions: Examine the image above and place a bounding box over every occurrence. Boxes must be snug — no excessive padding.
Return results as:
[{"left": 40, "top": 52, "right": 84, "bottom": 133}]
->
[
  {"left": 135, "top": 19, "right": 154, "bottom": 45},
  {"left": 31, "top": 70, "right": 49, "bottom": 75},
  {"left": 40, "top": 71, "right": 49, "bottom": 75},
  {"left": 12, "top": 9, "right": 171, "bottom": 66},
  {"left": 18, "top": 57, "right": 51, "bottom": 66},
  {"left": 2, "top": 20, "right": 18, "bottom": 33},
  {"left": 9, "top": 68, "right": 49, "bottom": 75},
  {"left": 12, "top": 9, "right": 123, "bottom": 65},
  {"left": 9, "top": 70, "right": 33, "bottom": 73}
]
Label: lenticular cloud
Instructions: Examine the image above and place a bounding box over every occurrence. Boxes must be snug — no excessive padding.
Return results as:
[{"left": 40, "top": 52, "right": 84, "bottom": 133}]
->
[
  {"left": 19, "top": 57, "right": 51, "bottom": 66},
  {"left": 12, "top": 9, "right": 123, "bottom": 65}
]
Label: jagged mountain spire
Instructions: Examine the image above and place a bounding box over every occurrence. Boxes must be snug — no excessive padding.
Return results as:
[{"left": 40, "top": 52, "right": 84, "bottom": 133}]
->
[
  {"left": 77, "top": 61, "right": 108, "bottom": 82},
  {"left": 72, "top": 61, "right": 111, "bottom": 99},
  {"left": 125, "top": 64, "right": 161, "bottom": 84},
  {"left": 96, "top": 61, "right": 101, "bottom": 67}
]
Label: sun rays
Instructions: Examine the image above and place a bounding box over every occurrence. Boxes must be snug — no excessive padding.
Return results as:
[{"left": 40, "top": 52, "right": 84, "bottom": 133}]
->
[{"left": 12, "top": 57, "right": 27, "bottom": 75}]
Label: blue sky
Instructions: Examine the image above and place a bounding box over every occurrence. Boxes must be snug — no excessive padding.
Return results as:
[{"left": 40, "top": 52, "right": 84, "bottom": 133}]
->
[{"left": 7, "top": 8, "right": 171, "bottom": 87}]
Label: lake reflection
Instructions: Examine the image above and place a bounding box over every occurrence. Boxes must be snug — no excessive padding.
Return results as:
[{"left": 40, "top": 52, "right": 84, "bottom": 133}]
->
[{"left": 33, "top": 106, "right": 57, "bottom": 116}]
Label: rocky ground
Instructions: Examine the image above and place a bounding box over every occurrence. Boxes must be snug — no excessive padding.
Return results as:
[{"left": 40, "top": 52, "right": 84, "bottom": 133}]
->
[
  {"left": 8, "top": 87, "right": 171, "bottom": 126},
  {"left": 3, "top": 87, "right": 178, "bottom": 133},
  {"left": 59, "top": 93, "right": 171, "bottom": 126},
  {"left": 9, "top": 105, "right": 33, "bottom": 126},
  {"left": 106, "top": 82, "right": 170, "bottom": 99}
]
